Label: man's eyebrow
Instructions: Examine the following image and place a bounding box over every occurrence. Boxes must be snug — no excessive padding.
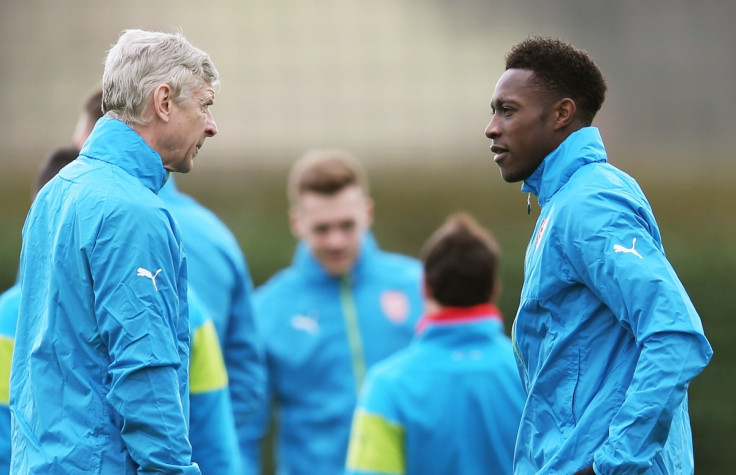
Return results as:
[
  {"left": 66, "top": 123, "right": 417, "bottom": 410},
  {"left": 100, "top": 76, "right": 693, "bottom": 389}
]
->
[
  {"left": 494, "top": 96, "right": 519, "bottom": 107},
  {"left": 201, "top": 90, "right": 215, "bottom": 104}
]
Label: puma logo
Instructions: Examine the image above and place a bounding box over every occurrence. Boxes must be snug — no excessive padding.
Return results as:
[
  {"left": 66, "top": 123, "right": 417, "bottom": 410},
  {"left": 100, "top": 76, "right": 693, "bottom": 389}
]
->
[
  {"left": 137, "top": 267, "right": 162, "bottom": 291},
  {"left": 291, "top": 315, "right": 319, "bottom": 334},
  {"left": 613, "top": 238, "right": 643, "bottom": 259}
]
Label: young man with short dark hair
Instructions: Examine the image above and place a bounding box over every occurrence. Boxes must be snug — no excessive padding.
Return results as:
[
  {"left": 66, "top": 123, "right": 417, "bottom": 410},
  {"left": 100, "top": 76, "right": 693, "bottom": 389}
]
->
[{"left": 485, "top": 36, "right": 712, "bottom": 474}]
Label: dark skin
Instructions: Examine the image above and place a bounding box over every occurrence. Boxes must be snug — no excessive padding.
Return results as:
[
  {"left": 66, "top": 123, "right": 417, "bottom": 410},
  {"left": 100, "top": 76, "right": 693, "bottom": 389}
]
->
[
  {"left": 485, "top": 69, "right": 584, "bottom": 183},
  {"left": 573, "top": 466, "right": 595, "bottom": 475},
  {"left": 488, "top": 70, "right": 597, "bottom": 475}
]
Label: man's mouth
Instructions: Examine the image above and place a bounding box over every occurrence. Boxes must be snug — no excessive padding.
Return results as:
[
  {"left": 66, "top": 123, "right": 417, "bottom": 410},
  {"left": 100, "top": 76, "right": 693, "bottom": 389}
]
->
[{"left": 490, "top": 144, "right": 508, "bottom": 162}]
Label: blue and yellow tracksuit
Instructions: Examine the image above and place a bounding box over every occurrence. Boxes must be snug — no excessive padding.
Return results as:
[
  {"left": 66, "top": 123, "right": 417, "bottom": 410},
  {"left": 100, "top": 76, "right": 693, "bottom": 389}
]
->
[
  {"left": 514, "top": 127, "right": 713, "bottom": 474},
  {"left": 346, "top": 304, "right": 525, "bottom": 475},
  {"left": 11, "top": 117, "right": 199, "bottom": 474},
  {"left": 243, "top": 234, "right": 424, "bottom": 475},
  {"left": 160, "top": 178, "right": 265, "bottom": 470}
]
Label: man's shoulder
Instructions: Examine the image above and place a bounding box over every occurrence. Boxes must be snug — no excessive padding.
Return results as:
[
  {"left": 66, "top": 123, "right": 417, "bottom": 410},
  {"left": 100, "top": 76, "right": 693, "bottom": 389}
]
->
[
  {"left": 365, "top": 343, "right": 421, "bottom": 388},
  {"left": 170, "top": 199, "right": 242, "bottom": 256},
  {"left": 564, "top": 162, "right": 640, "bottom": 198},
  {"left": 58, "top": 160, "right": 158, "bottom": 206},
  {"left": 367, "top": 249, "right": 422, "bottom": 279},
  {"left": 254, "top": 266, "right": 306, "bottom": 307},
  {"left": 52, "top": 178, "right": 174, "bottom": 246},
  {"left": 555, "top": 163, "right": 648, "bottom": 221}
]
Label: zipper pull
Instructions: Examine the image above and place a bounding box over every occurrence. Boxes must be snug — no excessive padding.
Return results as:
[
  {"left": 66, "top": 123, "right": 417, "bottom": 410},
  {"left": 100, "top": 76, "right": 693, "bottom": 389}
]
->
[{"left": 527, "top": 192, "right": 531, "bottom": 215}]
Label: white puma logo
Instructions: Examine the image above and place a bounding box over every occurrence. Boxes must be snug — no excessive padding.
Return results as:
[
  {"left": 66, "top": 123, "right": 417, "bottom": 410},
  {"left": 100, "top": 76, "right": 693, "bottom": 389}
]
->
[
  {"left": 291, "top": 315, "right": 319, "bottom": 334},
  {"left": 137, "top": 267, "right": 162, "bottom": 291},
  {"left": 613, "top": 238, "right": 643, "bottom": 259}
]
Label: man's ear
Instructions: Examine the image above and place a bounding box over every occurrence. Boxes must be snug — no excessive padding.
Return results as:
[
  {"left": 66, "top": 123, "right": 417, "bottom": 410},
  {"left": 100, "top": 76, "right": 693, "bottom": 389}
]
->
[
  {"left": 422, "top": 276, "right": 432, "bottom": 300},
  {"left": 151, "top": 84, "right": 173, "bottom": 123},
  {"left": 490, "top": 279, "right": 503, "bottom": 304},
  {"left": 552, "top": 97, "right": 576, "bottom": 130},
  {"left": 289, "top": 206, "right": 301, "bottom": 239},
  {"left": 422, "top": 276, "right": 442, "bottom": 315},
  {"left": 364, "top": 196, "right": 374, "bottom": 229}
]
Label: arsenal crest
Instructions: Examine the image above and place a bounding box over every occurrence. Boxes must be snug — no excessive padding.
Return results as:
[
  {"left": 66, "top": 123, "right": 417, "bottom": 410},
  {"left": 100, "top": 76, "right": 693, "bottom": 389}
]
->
[{"left": 380, "top": 290, "right": 409, "bottom": 324}]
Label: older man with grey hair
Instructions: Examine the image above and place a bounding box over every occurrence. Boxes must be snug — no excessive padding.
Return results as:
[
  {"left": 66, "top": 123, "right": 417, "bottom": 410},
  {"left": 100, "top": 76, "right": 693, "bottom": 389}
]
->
[{"left": 10, "top": 29, "right": 218, "bottom": 474}]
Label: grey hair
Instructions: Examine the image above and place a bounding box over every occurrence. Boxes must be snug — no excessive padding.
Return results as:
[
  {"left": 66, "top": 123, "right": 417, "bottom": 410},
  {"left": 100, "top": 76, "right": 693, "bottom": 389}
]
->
[{"left": 102, "top": 29, "right": 220, "bottom": 126}]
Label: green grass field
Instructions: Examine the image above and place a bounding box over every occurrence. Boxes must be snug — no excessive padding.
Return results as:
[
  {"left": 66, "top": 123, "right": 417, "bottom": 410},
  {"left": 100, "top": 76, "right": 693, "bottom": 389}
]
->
[{"left": 1, "top": 160, "right": 734, "bottom": 472}]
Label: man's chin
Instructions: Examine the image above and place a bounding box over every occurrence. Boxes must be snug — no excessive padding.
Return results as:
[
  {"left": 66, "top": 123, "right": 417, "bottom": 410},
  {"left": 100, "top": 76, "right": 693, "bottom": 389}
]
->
[
  {"left": 499, "top": 168, "right": 523, "bottom": 183},
  {"left": 163, "top": 161, "right": 193, "bottom": 174},
  {"left": 321, "top": 259, "right": 352, "bottom": 277}
]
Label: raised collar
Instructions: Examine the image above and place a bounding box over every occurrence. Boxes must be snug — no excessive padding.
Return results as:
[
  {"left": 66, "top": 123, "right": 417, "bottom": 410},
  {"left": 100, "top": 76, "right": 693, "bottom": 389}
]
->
[
  {"left": 415, "top": 303, "right": 502, "bottom": 335},
  {"left": 79, "top": 117, "right": 169, "bottom": 194},
  {"left": 521, "top": 127, "right": 607, "bottom": 207},
  {"left": 292, "top": 232, "right": 379, "bottom": 281}
]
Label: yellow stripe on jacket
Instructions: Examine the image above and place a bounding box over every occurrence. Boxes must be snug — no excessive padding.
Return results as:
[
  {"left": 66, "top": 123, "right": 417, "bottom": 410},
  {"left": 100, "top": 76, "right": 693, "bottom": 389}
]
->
[{"left": 190, "top": 320, "right": 228, "bottom": 394}]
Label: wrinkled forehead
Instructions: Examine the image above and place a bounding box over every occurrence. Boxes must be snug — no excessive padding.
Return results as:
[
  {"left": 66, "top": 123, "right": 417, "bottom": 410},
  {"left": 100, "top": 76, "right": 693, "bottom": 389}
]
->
[{"left": 194, "top": 83, "right": 216, "bottom": 102}]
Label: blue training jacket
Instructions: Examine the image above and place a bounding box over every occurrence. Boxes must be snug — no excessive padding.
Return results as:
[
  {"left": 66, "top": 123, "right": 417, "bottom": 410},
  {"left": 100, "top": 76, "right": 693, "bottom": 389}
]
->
[
  {"left": 346, "top": 304, "right": 525, "bottom": 475},
  {"left": 243, "top": 233, "right": 424, "bottom": 475},
  {"left": 513, "top": 127, "right": 713, "bottom": 474},
  {"left": 1, "top": 283, "right": 238, "bottom": 475},
  {"left": 159, "top": 178, "right": 265, "bottom": 470},
  {"left": 10, "top": 117, "right": 199, "bottom": 474}
]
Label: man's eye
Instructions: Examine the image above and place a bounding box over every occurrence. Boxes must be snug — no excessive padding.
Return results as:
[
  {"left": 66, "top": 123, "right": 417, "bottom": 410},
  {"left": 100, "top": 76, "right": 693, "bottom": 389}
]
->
[{"left": 340, "top": 222, "right": 356, "bottom": 232}]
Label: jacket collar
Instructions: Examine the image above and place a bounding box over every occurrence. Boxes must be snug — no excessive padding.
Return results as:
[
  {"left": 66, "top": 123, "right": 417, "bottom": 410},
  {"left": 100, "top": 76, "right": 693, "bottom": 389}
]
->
[
  {"left": 79, "top": 117, "right": 169, "bottom": 194},
  {"left": 415, "top": 303, "right": 502, "bottom": 335},
  {"left": 292, "top": 231, "right": 379, "bottom": 281},
  {"left": 521, "top": 127, "right": 607, "bottom": 207}
]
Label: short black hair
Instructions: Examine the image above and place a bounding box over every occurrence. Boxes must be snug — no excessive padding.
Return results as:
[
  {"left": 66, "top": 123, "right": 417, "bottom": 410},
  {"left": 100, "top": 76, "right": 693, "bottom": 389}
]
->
[
  {"left": 84, "top": 88, "right": 104, "bottom": 123},
  {"left": 34, "top": 146, "right": 79, "bottom": 197},
  {"left": 505, "top": 36, "right": 607, "bottom": 125},
  {"left": 421, "top": 213, "right": 500, "bottom": 307}
]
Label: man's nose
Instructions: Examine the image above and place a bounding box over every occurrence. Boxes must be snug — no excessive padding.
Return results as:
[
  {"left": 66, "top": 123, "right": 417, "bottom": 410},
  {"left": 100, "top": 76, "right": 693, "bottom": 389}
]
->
[
  {"left": 206, "top": 111, "right": 218, "bottom": 137},
  {"left": 484, "top": 118, "right": 499, "bottom": 139},
  {"left": 324, "top": 229, "right": 347, "bottom": 248}
]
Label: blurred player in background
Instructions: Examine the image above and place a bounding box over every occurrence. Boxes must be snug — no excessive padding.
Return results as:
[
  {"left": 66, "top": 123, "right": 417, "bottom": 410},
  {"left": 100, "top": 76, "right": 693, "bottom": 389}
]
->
[
  {"left": 243, "top": 149, "right": 424, "bottom": 475},
  {"left": 346, "top": 212, "right": 525, "bottom": 475}
]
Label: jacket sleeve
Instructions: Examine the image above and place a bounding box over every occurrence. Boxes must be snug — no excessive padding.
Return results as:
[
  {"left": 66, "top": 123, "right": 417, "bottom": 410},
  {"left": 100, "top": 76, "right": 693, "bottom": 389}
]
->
[
  {"left": 239, "top": 287, "right": 283, "bottom": 475},
  {"left": 345, "top": 371, "right": 405, "bottom": 475},
  {"left": 188, "top": 289, "right": 242, "bottom": 475},
  {"left": 566, "top": 190, "right": 712, "bottom": 474},
  {"left": 91, "top": 202, "right": 200, "bottom": 474},
  {"left": 237, "top": 369, "right": 271, "bottom": 475},
  {"left": 223, "top": 254, "right": 267, "bottom": 471}
]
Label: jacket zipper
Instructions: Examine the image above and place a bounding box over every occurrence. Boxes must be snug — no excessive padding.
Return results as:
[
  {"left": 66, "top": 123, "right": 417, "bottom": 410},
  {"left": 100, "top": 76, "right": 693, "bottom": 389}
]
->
[{"left": 340, "top": 275, "right": 366, "bottom": 393}]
